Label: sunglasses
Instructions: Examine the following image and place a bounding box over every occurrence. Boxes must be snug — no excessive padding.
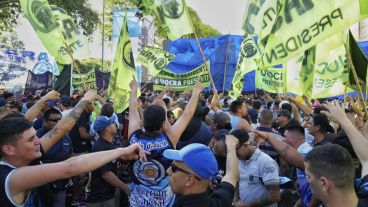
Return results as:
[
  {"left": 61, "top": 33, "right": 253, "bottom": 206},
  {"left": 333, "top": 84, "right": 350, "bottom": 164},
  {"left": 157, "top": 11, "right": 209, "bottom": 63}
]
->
[
  {"left": 46, "top": 118, "right": 61, "bottom": 122},
  {"left": 171, "top": 163, "right": 201, "bottom": 180}
]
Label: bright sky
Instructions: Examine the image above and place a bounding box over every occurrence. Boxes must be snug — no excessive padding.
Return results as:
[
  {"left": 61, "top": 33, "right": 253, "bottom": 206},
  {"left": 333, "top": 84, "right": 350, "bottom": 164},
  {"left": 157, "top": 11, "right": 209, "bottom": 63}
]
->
[{"left": 16, "top": 0, "right": 247, "bottom": 58}]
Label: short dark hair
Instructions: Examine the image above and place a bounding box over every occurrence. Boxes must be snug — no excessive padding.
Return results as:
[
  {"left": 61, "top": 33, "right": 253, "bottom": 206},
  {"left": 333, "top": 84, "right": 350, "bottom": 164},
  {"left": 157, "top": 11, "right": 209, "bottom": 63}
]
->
[
  {"left": 101, "top": 103, "right": 114, "bottom": 117},
  {"left": 138, "top": 96, "right": 147, "bottom": 104},
  {"left": 144, "top": 105, "right": 166, "bottom": 132},
  {"left": 2, "top": 112, "right": 25, "bottom": 119},
  {"left": 285, "top": 125, "right": 305, "bottom": 139},
  {"left": 281, "top": 103, "right": 292, "bottom": 113},
  {"left": 230, "top": 100, "right": 244, "bottom": 113},
  {"left": 305, "top": 144, "right": 355, "bottom": 190},
  {"left": 0, "top": 117, "right": 33, "bottom": 154},
  {"left": 252, "top": 100, "right": 261, "bottom": 110},
  {"left": 313, "top": 114, "right": 334, "bottom": 133},
  {"left": 259, "top": 109, "right": 273, "bottom": 126},
  {"left": 231, "top": 129, "right": 249, "bottom": 146},
  {"left": 163, "top": 98, "right": 170, "bottom": 107}
]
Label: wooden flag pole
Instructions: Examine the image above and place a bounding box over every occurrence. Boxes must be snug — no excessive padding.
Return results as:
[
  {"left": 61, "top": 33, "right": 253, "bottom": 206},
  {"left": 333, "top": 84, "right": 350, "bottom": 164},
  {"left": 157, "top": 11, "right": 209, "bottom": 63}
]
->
[
  {"left": 344, "top": 43, "right": 368, "bottom": 119},
  {"left": 344, "top": 85, "right": 348, "bottom": 106},
  {"left": 64, "top": 43, "right": 87, "bottom": 90},
  {"left": 222, "top": 34, "right": 231, "bottom": 92}
]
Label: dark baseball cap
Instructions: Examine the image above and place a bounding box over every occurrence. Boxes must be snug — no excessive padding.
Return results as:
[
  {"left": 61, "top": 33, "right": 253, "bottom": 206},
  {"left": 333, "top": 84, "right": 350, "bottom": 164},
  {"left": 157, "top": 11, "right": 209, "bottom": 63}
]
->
[
  {"left": 213, "top": 112, "right": 230, "bottom": 127},
  {"left": 213, "top": 129, "right": 229, "bottom": 140},
  {"left": 278, "top": 109, "right": 291, "bottom": 119}
]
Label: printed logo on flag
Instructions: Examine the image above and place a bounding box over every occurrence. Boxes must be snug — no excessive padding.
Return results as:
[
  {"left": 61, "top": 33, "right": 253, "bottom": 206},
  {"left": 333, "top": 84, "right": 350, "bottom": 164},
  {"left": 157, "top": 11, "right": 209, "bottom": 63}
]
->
[{"left": 162, "top": 0, "right": 184, "bottom": 19}]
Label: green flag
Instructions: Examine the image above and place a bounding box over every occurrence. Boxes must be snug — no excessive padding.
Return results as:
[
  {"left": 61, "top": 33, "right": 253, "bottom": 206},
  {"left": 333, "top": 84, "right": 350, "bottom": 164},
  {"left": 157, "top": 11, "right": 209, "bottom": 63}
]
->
[
  {"left": 138, "top": 46, "right": 175, "bottom": 77},
  {"left": 344, "top": 30, "right": 368, "bottom": 91},
  {"left": 229, "top": 34, "right": 261, "bottom": 100},
  {"left": 20, "top": 0, "right": 89, "bottom": 65},
  {"left": 108, "top": 15, "right": 139, "bottom": 113},
  {"left": 361, "top": 0, "right": 368, "bottom": 15},
  {"left": 255, "top": 67, "right": 286, "bottom": 93},
  {"left": 286, "top": 48, "right": 315, "bottom": 98},
  {"left": 153, "top": 61, "right": 210, "bottom": 91},
  {"left": 145, "top": 0, "right": 193, "bottom": 40},
  {"left": 259, "top": 0, "right": 365, "bottom": 67}
]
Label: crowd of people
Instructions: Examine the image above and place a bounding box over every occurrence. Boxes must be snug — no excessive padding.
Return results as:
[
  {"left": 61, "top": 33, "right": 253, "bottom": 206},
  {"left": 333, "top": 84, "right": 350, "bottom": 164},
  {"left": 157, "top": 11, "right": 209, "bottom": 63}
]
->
[{"left": 0, "top": 78, "right": 368, "bottom": 207}]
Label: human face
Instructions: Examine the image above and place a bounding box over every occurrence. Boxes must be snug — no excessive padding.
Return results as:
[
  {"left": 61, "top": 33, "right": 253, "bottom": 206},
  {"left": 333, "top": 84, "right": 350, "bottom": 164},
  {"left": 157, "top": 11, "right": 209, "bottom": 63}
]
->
[
  {"left": 13, "top": 128, "right": 42, "bottom": 163},
  {"left": 284, "top": 130, "right": 296, "bottom": 147},
  {"left": 238, "top": 103, "right": 248, "bottom": 116},
  {"left": 44, "top": 113, "right": 62, "bottom": 130},
  {"left": 107, "top": 123, "right": 117, "bottom": 136},
  {"left": 307, "top": 118, "right": 318, "bottom": 136},
  {"left": 167, "top": 161, "right": 199, "bottom": 195},
  {"left": 211, "top": 138, "right": 226, "bottom": 157},
  {"left": 276, "top": 114, "right": 288, "bottom": 126},
  {"left": 236, "top": 143, "right": 253, "bottom": 160},
  {"left": 305, "top": 162, "right": 324, "bottom": 202}
]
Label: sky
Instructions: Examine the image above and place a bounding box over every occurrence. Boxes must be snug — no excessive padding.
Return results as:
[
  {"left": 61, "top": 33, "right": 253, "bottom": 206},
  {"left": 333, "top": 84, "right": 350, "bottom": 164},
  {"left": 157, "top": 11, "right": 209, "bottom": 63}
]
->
[{"left": 16, "top": 0, "right": 247, "bottom": 59}]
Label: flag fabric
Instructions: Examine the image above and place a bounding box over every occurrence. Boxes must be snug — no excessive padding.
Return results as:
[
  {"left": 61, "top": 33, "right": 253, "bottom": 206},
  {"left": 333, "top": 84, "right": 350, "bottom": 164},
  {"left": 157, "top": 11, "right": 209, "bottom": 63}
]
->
[
  {"left": 255, "top": 67, "right": 286, "bottom": 94},
  {"left": 153, "top": 61, "right": 210, "bottom": 91},
  {"left": 72, "top": 68, "right": 96, "bottom": 91},
  {"left": 108, "top": 15, "right": 139, "bottom": 113},
  {"left": 260, "top": 0, "right": 365, "bottom": 67},
  {"left": 345, "top": 30, "right": 368, "bottom": 91},
  {"left": 53, "top": 64, "right": 72, "bottom": 96},
  {"left": 24, "top": 71, "right": 53, "bottom": 95},
  {"left": 145, "top": 0, "right": 193, "bottom": 40},
  {"left": 20, "top": 0, "right": 90, "bottom": 64},
  {"left": 360, "top": 0, "right": 368, "bottom": 15},
  {"left": 229, "top": 34, "right": 260, "bottom": 100},
  {"left": 95, "top": 70, "right": 110, "bottom": 91},
  {"left": 138, "top": 46, "right": 175, "bottom": 77}
]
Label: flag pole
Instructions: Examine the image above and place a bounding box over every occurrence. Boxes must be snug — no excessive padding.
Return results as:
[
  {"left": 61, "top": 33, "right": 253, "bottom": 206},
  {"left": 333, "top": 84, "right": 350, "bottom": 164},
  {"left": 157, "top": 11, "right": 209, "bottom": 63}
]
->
[
  {"left": 64, "top": 42, "right": 87, "bottom": 90},
  {"left": 344, "top": 85, "right": 347, "bottom": 106},
  {"left": 222, "top": 34, "right": 231, "bottom": 92},
  {"left": 344, "top": 43, "right": 368, "bottom": 119},
  {"left": 184, "top": 3, "right": 217, "bottom": 93}
]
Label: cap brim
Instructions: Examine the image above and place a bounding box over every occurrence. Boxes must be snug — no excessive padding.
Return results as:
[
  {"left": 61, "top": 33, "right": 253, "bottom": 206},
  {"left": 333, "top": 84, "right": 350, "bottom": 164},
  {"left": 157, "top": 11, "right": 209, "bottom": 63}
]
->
[{"left": 163, "top": 149, "right": 183, "bottom": 161}]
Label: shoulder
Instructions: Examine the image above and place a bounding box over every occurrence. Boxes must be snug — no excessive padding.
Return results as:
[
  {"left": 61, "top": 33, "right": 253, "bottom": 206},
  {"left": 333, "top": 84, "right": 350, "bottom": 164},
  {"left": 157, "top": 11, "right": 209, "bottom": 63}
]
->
[{"left": 210, "top": 182, "right": 235, "bottom": 206}]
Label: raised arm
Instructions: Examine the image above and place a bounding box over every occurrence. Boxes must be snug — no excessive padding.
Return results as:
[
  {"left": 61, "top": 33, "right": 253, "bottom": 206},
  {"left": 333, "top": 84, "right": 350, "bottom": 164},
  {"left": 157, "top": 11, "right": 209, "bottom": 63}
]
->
[
  {"left": 253, "top": 131, "right": 305, "bottom": 170},
  {"left": 221, "top": 135, "right": 239, "bottom": 187},
  {"left": 25, "top": 90, "right": 60, "bottom": 121},
  {"left": 9, "top": 143, "right": 146, "bottom": 206},
  {"left": 128, "top": 76, "right": 141, "bottom": 138},
  {"left": 40, "top": 90, "right": 96, "bottom": 153},
  {"left": 322, "top": 101, "right": 368, "bottom": 177},
  {"left": 166, "top": 80, "right": 203, "bottom": 147},
  {"left": 290, "top": 96, "right": 313, "bottom": 116}
]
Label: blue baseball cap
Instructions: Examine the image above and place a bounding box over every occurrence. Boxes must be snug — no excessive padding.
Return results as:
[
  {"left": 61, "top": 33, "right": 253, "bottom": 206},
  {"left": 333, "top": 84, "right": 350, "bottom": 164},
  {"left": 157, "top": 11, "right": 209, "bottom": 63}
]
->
[
  {"left": 93, "top": 115, "right": 116, "bottom": 132},
  {"left": 163, "top": 143, "right": 218, "bottom": 180},
  {"left": 0, "top": 98, "right": 7, "bottom": 107}
]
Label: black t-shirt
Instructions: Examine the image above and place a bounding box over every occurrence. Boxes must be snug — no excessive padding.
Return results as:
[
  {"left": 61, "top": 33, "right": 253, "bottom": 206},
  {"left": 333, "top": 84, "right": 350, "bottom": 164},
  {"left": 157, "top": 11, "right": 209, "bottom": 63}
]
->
[
  {"left": 69, "top": 111, "right": 92, "bottom": 153},
  {"left": 86, "top": 138, "right": 117, "bottom": 203},
  {"left": 173, "top": 181, "right": 235, "bottom": 207}
]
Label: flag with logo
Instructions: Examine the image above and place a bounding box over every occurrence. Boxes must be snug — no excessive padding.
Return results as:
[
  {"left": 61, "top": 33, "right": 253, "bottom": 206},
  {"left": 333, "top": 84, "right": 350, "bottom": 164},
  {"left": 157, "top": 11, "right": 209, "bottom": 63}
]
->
[
  {"left": 255, "top": 67, "right": 286, "bottom": 94},
  {"left": 138, "top": 46, "right": 175, "bottom": 77},
  {"left": 20, "top": 0, "right": 90, "bottom": 65},
  {"left": 144, "top": 0, "right": 193, "bottom": 40},
  {"left": 108, "top": 15, "right": 139, "bottom": 113},
  {"left": 229, "top": 34, "right": 260, "bottom": 100},
  {"left": 259, "top": 0, "right": 367, "bottom": 67}
]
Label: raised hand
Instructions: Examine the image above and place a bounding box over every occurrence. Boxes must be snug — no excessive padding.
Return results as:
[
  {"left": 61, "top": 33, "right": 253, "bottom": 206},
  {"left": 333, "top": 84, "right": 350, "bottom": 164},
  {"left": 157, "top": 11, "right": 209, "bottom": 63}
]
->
[{"left": 81, "top": 90, "right": 97, "bottom": 102}]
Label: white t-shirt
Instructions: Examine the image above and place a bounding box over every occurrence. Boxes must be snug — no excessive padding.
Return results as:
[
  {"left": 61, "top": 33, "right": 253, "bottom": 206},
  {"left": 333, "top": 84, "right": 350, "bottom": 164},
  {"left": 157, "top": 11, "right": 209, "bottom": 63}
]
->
[{"left": 238, "top": 148, "right": 280, "bottom": 207}]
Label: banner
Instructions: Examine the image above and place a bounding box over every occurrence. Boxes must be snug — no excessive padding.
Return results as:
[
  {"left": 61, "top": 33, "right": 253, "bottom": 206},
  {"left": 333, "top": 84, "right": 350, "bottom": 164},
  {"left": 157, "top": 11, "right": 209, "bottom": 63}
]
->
[
  {"left": 145, "top": 0, "right": 193, "bottom": 40},
  {"left": 260, "top": 0, "right": 366, "bottom": 67},
  {"left": 72, "top": 68, "right": 96, "bottom": 91},
  {"left": 20, "top": 0, "right": 90, "bottom": 64},
  {"left": 108, "top": 15, "right": 139, "bottom": 113},
  {"left": 361, "top": 0, "right": 368, "bottom": 15},
  {"left": 229, "top": 34, "right": 260, "bottom": 100},
  {"left": 255, "top": 67, "right": 286, "bottom": 93},
  {"left": 138, "top": 46, "right": 175, "bottom": 77},
  {"left": 24, "top": 71, "right": 53, "bottom": 95},
  {"left": 54, "top": 64, "right": 72, "bottom": 96},
  {"left": 95, "top": 70, "right": 110, "bottom": 92},
  {"left": 153, "top": 61, "right": 210, "bottom": 91}
]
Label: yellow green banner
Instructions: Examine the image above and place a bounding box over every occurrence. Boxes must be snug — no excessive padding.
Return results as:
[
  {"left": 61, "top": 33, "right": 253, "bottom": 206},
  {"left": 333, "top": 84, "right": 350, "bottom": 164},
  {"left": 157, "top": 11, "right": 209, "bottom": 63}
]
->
[
  {"left": 260, "top": 0, "right": 366, "bottom": 67},
  {"left": 72, "top": 68, "right": 96, "bottom": 91},
  {"left": 20, "top": 0, "right": 89, "bottom": 64},
  {"left": 108, "top": 15, "right": 139, "bottom": 113},
  {"left": 256, "top": 67, "right": 286, "bottom": 94},
  {"left": 138, "top": 46, "right": 175, "bottom": 77}
]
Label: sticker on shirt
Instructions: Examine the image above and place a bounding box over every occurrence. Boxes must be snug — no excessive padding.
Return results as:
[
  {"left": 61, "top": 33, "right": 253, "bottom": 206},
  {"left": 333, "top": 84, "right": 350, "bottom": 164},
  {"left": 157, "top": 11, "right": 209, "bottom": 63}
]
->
[
  {"left": 130, "top": 179, "right": 174, "bottom": 207},
  {"left": 133, "top": 159, "right": 166, "bottom": 186}
]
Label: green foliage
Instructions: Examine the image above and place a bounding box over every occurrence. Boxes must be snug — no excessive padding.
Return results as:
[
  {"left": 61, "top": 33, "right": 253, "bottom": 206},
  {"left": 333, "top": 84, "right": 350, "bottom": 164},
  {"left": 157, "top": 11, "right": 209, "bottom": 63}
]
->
[{"left": 75, "top": 58, "right": 112, "bottom": 73}]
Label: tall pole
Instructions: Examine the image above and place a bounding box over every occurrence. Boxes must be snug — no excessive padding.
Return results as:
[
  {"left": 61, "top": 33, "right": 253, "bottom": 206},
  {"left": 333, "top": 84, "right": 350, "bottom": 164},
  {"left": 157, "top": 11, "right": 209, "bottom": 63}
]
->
[
  {"left": 222, "top": 34, "right": 231, "bottom": 92},
  {"left": 101, "top": 0, "right": 105, "bottom": 72}
]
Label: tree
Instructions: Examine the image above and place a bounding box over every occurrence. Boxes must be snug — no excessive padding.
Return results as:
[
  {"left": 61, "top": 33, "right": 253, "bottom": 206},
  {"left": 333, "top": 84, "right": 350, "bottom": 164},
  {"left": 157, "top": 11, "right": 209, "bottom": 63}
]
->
[{"left": 0, "top": 0, "right": 99, "bottom": 48}]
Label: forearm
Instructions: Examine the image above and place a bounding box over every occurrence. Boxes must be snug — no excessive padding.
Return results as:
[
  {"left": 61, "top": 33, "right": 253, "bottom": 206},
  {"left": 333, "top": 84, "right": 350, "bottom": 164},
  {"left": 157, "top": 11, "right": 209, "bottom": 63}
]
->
[
  {"left": 222, "top": 148, "right": 238, "bottom": 187},
  {"left": 266, "top": 133, "right": 305, "bottom": 170},
  {"left": 294, "top": 101, "right": 312, "bottom": 115},
  {"left": 25, "top": 101, "right": 46, "bottom": 121},
  {"left": 183, "top": 90, "right": 200, "bottom": 117},
  {"left": 245, "top": 191, "right": 280, "bottom": 207},
  {"left": 41, "top": 100, "right": 89, "bottom": 152}
]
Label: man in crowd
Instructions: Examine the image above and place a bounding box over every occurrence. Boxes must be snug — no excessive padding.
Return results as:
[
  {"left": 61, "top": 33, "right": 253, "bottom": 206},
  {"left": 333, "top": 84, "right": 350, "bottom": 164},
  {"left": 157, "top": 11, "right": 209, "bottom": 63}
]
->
[
  {"left": 307, "top": 114, "right": 334, "bottom": 147},
  {"left": 85, "top": 115, "right": 131, "bottom": 206},
  {"left": 128, "top": 77, "right": 203, "bottom": 207},
  {"left": 163, "top": 134, "right": 239, "bottom": 207},
  {"left": 0, "top": 90, "right": 147, "bottom": 207},
  {"left": 36, "top": 108, "right": 73, "bottom": 207},
  {"left": 229, "top": 100, "right": 252, "bottom": 132},
  {"left": 233, "top": 129, "right": 280, "bottom": 207},
  {"left": 275, "top": 109, "right": 291, "bottom": 136}
]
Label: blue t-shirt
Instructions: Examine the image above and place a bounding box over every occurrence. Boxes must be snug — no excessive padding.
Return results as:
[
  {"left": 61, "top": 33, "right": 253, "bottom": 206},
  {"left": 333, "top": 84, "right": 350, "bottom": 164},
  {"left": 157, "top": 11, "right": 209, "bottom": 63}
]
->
[
  {"left": 129, "top": 130, "right": 175, "bottom": 207},
  {"left": 297, "top": 142, "right": 313, "bottom": 207}
]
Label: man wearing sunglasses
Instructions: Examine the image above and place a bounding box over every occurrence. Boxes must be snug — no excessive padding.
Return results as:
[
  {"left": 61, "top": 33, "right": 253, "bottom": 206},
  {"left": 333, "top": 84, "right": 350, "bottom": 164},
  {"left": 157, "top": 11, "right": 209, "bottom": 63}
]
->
[{"left": 163, "top": 135, "right": 239, "bottom": 207}]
